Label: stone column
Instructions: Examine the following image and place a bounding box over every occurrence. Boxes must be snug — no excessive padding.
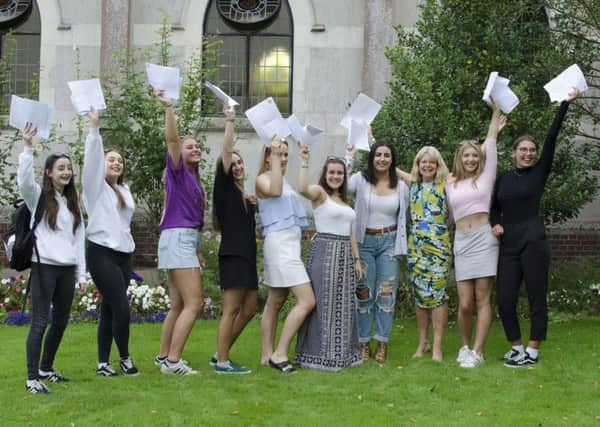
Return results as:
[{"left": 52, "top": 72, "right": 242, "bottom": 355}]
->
[
  {"left": 362, "top": 0, "right": 395, "bottom": 101},
  {"left": 100, "top": 0, "right": 131, "bottom": 76}
]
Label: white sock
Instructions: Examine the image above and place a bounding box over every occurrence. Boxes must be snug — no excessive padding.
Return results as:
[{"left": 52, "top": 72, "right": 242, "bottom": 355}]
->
[
  {"left": 27, "top": 379, "right": 39, "bottom": 386},
  {"left": 512, "top": 344, "right": 525, "bottom": 353},
  {"left": 216, "top": 360, "right": 231, "bottom": 368},
  {"left": 526, "top": 347, "right": 538, "bottom": 359}
]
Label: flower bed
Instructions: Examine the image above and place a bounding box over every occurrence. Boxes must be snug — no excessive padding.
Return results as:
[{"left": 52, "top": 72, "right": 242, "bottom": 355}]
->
[{"left": 0, "top": 273, "right": 218, "bottom": 325}]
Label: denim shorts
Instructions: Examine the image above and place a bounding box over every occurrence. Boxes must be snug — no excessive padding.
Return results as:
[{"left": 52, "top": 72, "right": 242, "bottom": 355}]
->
[{"left": 158, "top": 227, "right": 202, "bottom": 270}]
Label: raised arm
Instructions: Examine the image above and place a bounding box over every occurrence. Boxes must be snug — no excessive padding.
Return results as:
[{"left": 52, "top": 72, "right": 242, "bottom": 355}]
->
[
  {"left": 256, "top": 138, "right": 284, "bottom": 198},
  {"left": 155, "top": 89, "right": 181, "bottom": 167},
  {"left": 537, "top": 88, "right": 579, "bottom": 177},
  {"left": 220, "top": 104, "right": 236, "bottom": 173},
  {"left": 298, "top": 144, "right": 325, "bottom": 204},
  {"left": 17, "top": 122, "right": 42, "bottom": 212},
  {"left": 396, "top": 168, "right": 412, "bottom": 187},
  {"left": 82, "top": 107, "right": 105, "bottom": 211},
  {"left": 480, "top": 101, "right": 506, "bottom": 182}
]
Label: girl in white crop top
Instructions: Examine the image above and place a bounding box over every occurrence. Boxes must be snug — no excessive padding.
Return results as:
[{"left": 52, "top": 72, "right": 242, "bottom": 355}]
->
[{"left": 294, "top": 144, "right": 363, "bottom": 371}]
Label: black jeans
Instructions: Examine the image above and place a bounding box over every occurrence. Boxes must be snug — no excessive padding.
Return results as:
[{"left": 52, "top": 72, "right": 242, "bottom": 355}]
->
[
  {"left": 86, "top": 241, "right": 133, "bottom": 363},
  {"left": 496, "top": 217, "right": 549, "bottom": 343},
  {"left": 26, "top": 263, "right": 76, "bottom": 380}
]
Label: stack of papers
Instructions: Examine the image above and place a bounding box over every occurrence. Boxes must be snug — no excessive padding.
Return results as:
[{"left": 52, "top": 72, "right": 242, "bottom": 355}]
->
[
  {"left": 9, "top": 95, "right": 54, "bottom": 139},
  {"left": 544, "top": 64, "right": 588, "bottom": 102},
  {"left": 341, "top": 93, "right": 381, "bottom": 151},
  {"left": 286, "top": 114, "right": 323, "bottom": 146},
  {"left": 68, "top": 78, "right": 106, "bottom": 115},
  {"left": 204, "top": 81, "right": 239, "bottom": 107},
  {"left": 146, "top": 63, "right": 183, "bottom": 100},
  {"left": 245, "top": 97, "right": 291, "bottom": 145},
  {"left": 482, "top": 72, "right": 519, "bottom": 114}
]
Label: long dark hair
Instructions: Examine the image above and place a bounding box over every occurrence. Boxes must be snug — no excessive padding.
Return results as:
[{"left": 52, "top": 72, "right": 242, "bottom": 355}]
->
[
  {"left": 318, "top": 158, "right": 348, "bottom": 203},
  {"left": 104, "top": 149, "right": 126, "bottom": 209},
  {"left": 42, "top": 154, "right": 82, "bottom": 233},
  {"left": 361, "top": 141, "right": 398, "bottom": 188},
  {"left": 212, "top": 151, "right": 246, "bottom": 231}
]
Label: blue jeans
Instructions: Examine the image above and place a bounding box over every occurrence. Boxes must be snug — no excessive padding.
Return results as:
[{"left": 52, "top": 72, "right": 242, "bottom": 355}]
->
[{"left": 356, "top": 231, "right": 399, "bottom": 343}]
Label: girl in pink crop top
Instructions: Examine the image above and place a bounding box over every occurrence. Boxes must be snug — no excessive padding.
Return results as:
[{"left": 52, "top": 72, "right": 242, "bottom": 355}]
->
[{"left": 445, "top": 101, "right": 506, "bottom": 368}]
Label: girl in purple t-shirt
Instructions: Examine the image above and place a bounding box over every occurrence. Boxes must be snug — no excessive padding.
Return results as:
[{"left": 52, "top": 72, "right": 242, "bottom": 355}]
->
[{"left": 154, "top": 90, "right": 205, "bottom": 375}]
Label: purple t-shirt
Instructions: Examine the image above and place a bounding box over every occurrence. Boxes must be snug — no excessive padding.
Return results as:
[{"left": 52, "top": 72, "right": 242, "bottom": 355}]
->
[{"left": 159, "top": 153, "right": 205, "bottom": 231}]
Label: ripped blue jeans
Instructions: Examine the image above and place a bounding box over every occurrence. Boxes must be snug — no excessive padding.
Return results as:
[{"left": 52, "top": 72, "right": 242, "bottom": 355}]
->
[{"left": 356, "top": 231, "right": 399, "bottom": 343}]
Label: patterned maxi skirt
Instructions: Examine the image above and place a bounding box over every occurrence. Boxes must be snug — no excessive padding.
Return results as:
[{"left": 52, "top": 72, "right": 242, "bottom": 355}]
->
[{"left": 294, "top": 233, "right": 363, "bottom": 372}]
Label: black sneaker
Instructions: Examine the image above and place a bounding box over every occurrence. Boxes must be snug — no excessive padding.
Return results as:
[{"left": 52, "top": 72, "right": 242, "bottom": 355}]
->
[
  {"left": 26, "top": 379, "right": 50, "bottom": 394},
  {"left": 120, "top": 357, "right": 140, "bottom": 376},
  {"left": 504, "top": 352, "right": 538, "bottom": 368},
  {"left": 96, "top": 363, "right": 118, "bottom": 377},
  {"left": 38, "top": 368, "right": 69, "bottom": 382}
]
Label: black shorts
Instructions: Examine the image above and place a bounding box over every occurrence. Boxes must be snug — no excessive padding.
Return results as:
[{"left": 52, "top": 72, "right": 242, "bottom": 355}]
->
[{"left": 218, "top": 255, "right": 258, "bottom": 290}]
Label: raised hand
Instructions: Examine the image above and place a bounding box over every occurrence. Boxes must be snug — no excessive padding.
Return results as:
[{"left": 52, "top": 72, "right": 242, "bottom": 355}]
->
[
  {"left": 498, "top": 114, "right": 507, "bottom": 133},
  {"left": 223, "top": 103, "right": 235, "bottom": 120},
  {"left": 345, "top": 144, "right": 357, "bottom": 159},
  {"left": 154, "top": 89, "right": 173, "bottom": 107},
  {"left": 22, "top": 122, "right": 37, "bottom": 147},
  {"left": 566, "top": 87, "right": 581, "bottom": 103},
  {"left": 87, "top": 106, "right": 99, "bottom": 128},
  {"left": 299, "top": 143, "right": 310, "bottom": 164}
]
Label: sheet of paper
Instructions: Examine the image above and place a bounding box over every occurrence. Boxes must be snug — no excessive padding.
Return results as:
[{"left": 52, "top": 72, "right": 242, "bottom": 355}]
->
[
  {"left": 286, "top": 114, "right": 305, "bottom": 142},
  {"left": 9, "top": 95, "right": 54, "bottom": 139},
  {"left": 263, "top": 117, "right": 291, "bottom": 140},
  {"left": 303, "top": 124, "right": 323, "bottom": 145},
  {"left": 544, "top": 64, "right": 588, "bottom": 102},
  {"left": 146, "top": 63, "right": 181, "bottom": 100},
  {"left": 347, "top": 119, "right": 369, "bottom": 151},
  {"left": 245, "top": 97, "right": 284, "bottom": 145},
  {"left": 341, "top": 93, "right": 382, "bottom": 129},
  {"left": 68, "top": 78, "right": 106, "bottom": 115},
  {"left": 204, "top": 81, "right": 239, "bottom": 107},
  {"left": 482, "top": 72, "right": 520, "bottom": 114}
]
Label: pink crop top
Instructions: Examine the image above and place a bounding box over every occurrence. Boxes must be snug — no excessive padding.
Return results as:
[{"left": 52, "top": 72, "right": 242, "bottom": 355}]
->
[{"left": 445, "top": 138, "right": 497, "bottom": 223}]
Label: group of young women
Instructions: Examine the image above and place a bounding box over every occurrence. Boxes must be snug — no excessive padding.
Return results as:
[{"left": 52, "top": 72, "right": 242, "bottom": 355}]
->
[{"left": 17, "top": 85, "right": 579, "bottom": 392}]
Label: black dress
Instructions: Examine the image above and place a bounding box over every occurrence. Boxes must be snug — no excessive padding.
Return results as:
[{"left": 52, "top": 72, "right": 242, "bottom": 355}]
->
[{"left": 213, "top": 161, "right": 258, "bottom": 289}]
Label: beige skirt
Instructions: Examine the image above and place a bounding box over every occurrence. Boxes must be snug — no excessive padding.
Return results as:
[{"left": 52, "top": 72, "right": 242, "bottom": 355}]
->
[
  {"left": 263, "top": 226, "right": 310, "bottom": 287},
  {"left": 453, "top": 224, "right": 499, "bottom": 282}
]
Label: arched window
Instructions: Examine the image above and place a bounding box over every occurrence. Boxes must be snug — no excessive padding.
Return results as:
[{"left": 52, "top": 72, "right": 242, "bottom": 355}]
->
[
  {"left": 0, "top": 0, "right": 41, "bottom": 105},
  {"left": 204, "top": 0, "right": 293, "bottom": 115}
]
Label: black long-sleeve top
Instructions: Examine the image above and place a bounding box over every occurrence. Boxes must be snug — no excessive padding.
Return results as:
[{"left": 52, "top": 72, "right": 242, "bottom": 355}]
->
[{"left": 490, "top": 101, "right": 570, "bottom": 226}]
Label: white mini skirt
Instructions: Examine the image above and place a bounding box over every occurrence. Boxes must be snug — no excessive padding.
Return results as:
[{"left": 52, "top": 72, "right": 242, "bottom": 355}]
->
[
  {"left": 263, "top": 226, "right": 310, "bottom": 288},
  {"left": 453, "top": 224, "right": 499, "bottom": 282}
]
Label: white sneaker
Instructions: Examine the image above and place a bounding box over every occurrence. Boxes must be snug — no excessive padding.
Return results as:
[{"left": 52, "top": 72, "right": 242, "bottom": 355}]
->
[
  {"left": 503, "top": 347, "right": 524, "bottom": 362},
  {"left": 456, "top": 345, "right": 471, "bottom": 363},
  {"left": 26, "top": 379, "right": 50, "bottom": 394},
  {"left": 160, "top": 359, "right": 198, "bottom": 375},
  {"left": 460, "top": 350, "right": 484, "bottom": 368}
]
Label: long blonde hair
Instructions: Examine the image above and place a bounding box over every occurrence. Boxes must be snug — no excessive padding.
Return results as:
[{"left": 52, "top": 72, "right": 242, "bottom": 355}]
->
[
  {"left": 452, "top": 140, "right": 484, "bottom": 188},
  {"left": 257, "top": 140, "right": 289, "bottom": 175},
  {"left": 410, "top": 146, "right": 449, "bottom": 184}
]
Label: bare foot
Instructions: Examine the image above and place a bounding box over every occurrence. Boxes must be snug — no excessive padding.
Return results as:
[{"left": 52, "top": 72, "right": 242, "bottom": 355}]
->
[
  {"left": 412, "top": 341, "right": 431, "bottom": 358},
  {"left": 261, "top": 353, "right": 272, "bottom": 366},
  {"left": 432, "top": 349, "right": 443, "bottom": 362}
]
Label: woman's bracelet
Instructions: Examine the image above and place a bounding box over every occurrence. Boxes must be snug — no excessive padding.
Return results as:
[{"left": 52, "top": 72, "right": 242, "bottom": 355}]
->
[{"left": 301, "top": 163, "right": 309, "bottom": 169}]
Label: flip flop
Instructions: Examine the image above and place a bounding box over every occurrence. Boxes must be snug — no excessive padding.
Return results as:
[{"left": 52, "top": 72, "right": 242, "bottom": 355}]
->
[{"left": 268, "top": 359, "right": 297, "bottom": 373}]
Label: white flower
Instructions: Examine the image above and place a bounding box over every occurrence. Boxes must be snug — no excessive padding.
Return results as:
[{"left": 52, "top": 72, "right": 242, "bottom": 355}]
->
[
  {"left": 2, "top": 278, "right": 9, "bottom": 285},
  {"left": 4, "top": 297, "right": 9, "bottom": 303},
  {"left": 91, "top": 304, "right": 97, "bottom": 310}
]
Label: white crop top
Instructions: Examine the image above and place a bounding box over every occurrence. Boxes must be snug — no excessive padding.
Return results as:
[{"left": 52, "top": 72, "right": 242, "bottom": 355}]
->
[
  {"left": 366, "top": 192, "right": 399, "bottom": 228},
  {"left": 313, "top": 197, "right": 355, "bottom": 237}
]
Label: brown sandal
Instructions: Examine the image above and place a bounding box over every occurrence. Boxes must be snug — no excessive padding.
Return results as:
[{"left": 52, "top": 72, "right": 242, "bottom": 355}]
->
[
  {"left": 360, "top": 343, "right": 371, "bottom": 362},
  {"left": 375, "top": 341, "right": 388, "bottom": 363}
]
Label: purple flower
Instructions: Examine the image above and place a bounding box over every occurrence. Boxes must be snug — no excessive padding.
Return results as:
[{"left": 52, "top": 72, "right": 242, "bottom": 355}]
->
[
  {"left": 5, "top": 311, "right": 32, "bottom": 326},
  {"left": 131, "top": 271, "right": 144, "bottom": 282}
]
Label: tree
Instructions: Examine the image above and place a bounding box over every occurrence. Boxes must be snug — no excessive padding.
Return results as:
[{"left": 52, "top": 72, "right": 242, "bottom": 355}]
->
[
  {"left": 376, "top": 0, "right": 600, "bottom": 224},
  {"left": 99, "top": 18, "right": 219, "bottom": 233}
]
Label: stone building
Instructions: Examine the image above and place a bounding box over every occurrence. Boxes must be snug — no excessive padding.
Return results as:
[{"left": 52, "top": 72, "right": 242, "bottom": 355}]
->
[{"left": 1, "top": 0, "right": 598, "bottom": 265}]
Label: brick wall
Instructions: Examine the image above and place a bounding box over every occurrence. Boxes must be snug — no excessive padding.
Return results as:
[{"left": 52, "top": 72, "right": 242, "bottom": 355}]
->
[{"left": 1, "top": 220, "right": 598, "bottom": 268}]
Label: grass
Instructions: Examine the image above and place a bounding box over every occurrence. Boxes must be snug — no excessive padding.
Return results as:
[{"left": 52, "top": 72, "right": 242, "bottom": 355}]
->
[{"left": 1, "top": 318, "right": 599, "bottom": 426}]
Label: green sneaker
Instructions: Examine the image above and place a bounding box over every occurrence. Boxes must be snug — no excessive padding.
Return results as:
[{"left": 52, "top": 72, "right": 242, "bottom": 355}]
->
[{"left": 214, "top": 361, "right": 251, "bottom": 375}]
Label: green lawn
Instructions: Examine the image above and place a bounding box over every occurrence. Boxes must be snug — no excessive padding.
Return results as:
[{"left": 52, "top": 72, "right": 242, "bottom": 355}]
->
[{"left": 1, "top": 318, "right": 599, "bottom": 426}]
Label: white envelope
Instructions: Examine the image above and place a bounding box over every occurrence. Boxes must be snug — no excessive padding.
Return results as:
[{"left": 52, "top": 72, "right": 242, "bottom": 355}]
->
[
  {"left": 482, "top": 72, "right": 520, "bottom": 114},
  {"left": 263, "top": 117, "right": 291, "bottom": 140},
  {"left": 204, "top": 81, "right": 239, "bottom": 107},
  {"left": 544, "top": 64, "right": 588, "bottom": 103},
  {"left": 341, "top": 93, "right": 381, "bottom": 129},
  {"left": 286, "top": 115, "right": 323, "bottom": 145},
  {"left": 68, "top": 78, "right": 106, "bottom": 115},
  {"left": 146, "top": 63, "right": 182, "bottom": 100},
  {"left": 245, "top": 97, "right": 284, "bottom": 145},
  {"left": 9, "top": 95, "right": 54, "bottom": 139},
  {"left": 347, "top": 119, "right": 369, "bottom": 151}
]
